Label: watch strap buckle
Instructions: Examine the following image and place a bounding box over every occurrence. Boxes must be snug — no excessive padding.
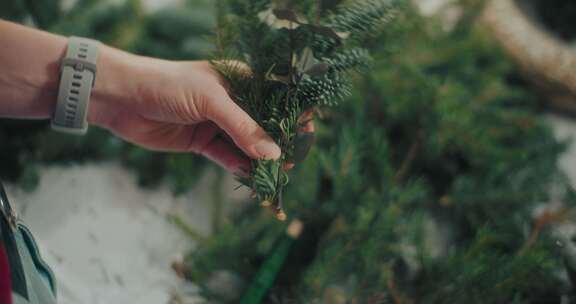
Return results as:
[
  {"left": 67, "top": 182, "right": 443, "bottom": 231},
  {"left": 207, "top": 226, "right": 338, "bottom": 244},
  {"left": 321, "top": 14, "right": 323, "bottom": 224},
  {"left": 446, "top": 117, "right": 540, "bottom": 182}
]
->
[{"left": 60, "top": 58, "right": 97, "bottom": 87}]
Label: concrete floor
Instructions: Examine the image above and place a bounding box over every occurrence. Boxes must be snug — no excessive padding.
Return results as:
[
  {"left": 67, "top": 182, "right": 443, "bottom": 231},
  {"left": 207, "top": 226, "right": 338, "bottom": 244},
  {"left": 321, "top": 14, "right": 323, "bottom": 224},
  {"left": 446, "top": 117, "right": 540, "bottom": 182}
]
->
[
  {"left": 6, "top": 164, "right": 248, "bottom": 304},
  {"left": 547, "top": 114, "right": 576, "bottom": 185}
]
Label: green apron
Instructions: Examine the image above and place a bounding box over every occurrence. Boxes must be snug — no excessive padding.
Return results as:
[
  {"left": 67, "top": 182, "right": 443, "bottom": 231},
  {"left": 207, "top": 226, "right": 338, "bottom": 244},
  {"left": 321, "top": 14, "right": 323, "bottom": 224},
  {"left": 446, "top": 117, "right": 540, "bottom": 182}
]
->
[{"left": 0, "top": 181, "right": 57, "bottom": 304}]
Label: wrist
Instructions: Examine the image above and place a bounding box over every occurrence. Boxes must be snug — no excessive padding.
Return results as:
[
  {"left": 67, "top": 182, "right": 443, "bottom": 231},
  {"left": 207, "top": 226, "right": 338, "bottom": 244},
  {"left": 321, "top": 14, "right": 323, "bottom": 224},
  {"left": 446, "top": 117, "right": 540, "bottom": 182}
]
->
[{"left": 87, "top": 45, "right": 143, "bottom": 128}]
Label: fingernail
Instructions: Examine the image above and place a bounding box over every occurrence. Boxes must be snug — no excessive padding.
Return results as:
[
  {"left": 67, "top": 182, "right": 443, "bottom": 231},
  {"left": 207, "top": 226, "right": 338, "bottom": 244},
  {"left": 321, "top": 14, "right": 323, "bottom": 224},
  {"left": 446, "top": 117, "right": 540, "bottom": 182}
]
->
[{"left": 254, "top": 141, "right": 281, "bottom": 159}]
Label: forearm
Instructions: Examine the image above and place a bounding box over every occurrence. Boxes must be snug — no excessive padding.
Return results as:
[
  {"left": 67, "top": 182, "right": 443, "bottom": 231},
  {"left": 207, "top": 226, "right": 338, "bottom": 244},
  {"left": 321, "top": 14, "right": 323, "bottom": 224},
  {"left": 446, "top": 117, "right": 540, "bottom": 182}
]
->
[
  {"left": 0, "top": 20, "right": 283, "bottom": 169},
  {"left": 0, "top": 20, "right": 139, "bottom": 121}
]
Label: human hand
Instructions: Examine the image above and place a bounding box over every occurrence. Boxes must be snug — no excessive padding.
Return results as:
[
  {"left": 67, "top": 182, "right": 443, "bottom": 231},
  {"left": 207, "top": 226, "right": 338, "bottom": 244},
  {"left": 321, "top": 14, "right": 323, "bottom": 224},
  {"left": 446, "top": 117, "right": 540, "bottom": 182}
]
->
[
  {"left": 0, "top": 20, "right": 312, "bottom": 173},
  {"left": 88, "top": 50, "right": 313, "bottom": 173}
]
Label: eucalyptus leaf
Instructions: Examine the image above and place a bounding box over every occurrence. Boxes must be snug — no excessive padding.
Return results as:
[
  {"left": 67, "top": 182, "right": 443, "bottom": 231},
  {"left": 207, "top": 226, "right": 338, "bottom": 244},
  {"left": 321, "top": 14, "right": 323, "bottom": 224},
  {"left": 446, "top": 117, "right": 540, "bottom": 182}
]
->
[
  {"left": 267, "top": 73, "right": 292, "bottom": 84},
  {"left": 272, "top": 9, "right": 298, "bottom": 23},
  {"left": 305, "top": 63, "right": 330, "bottom": 77},
  {"left": 258, "top": 8, "right": 301, "bottom": 29},
  {"left": 296, "top": 47, "right": 316, "bottom": 73},
  {"left": 336, "top": 31, "right": 350, "bottom": 39},
  {"left": 272, "top": 8, "right": 308, "bottom": 24},
  {"left": 304, "top": 24, "right": 343, "bottom": 41}
]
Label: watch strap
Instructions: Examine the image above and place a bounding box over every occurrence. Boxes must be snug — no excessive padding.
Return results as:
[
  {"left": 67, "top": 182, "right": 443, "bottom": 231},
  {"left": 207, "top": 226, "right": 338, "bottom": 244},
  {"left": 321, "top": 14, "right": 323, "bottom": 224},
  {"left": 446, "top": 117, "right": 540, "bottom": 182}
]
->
[{"left": 51, "top": 36, "right": 100, "bottom": 135}]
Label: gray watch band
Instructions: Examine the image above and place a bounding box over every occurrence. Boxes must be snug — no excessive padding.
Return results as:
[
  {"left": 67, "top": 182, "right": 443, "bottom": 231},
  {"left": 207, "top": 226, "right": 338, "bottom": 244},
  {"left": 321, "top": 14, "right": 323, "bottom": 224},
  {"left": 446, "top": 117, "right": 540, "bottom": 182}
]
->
[{"left": 51, "top": 36, "right": 100, "bottom": 135}]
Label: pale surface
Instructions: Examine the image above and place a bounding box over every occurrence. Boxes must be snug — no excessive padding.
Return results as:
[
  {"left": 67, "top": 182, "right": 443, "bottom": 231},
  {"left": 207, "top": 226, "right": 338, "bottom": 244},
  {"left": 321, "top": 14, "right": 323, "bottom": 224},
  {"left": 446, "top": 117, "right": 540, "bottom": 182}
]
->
[{"left": 6, "top": 163, "right": 247, "bottom": 304}]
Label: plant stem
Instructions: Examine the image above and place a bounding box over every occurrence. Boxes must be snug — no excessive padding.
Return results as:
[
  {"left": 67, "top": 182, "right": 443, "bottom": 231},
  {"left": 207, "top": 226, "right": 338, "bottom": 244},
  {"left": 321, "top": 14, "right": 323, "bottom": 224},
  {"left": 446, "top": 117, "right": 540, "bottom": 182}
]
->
[
  {"left": 166, "top": 214, "right": 206, "bottom": 243},
  {"left": 394, "top": 129, "right": 422, "bottom": 183}
]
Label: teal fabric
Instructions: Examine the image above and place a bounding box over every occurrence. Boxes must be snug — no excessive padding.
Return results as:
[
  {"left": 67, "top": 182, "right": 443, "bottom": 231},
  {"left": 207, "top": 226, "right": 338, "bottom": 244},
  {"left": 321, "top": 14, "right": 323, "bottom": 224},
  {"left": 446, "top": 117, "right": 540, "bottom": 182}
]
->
[
  {"left": 0, "top": 180, "right": 57, "bottom": 304},
  {"left": 11, "top": 222, "right": 57, "bottom": 304}
]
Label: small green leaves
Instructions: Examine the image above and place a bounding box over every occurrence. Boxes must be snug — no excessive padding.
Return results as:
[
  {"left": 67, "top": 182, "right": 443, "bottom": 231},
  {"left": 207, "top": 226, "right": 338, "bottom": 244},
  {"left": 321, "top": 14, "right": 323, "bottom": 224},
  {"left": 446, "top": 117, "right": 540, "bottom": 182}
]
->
[
  {"left": 305, "top": 63, "right": 330, "bottom": 77},
  {"left": 296, "top": 47, "right": 330, "bottom": 77},
  {"left": 294, "top": 47, "right": 331, "bottom": 81},
  {"left": 304, "top": 24, "right": 348, "bottom": 41},
  {"left": 252, "top": 159, "right": 281, "bottom": 200},
  {"left": 258, "top": 7, "right": 305, "bottom": 29},
  {"left": 259, "top": 5, "right": 347, "bottom": 44},
  {"left": 267, "top": 73, "right": 292, "bottom": 84},
  {"left": 266, "top": 47, "right": 331, "bottom": 85},
  {"left": 251, "top": 158, "right": 291, "bottom": 217},
  {"left": 296, "top": 48, "right": 316, "bottom": 73}
]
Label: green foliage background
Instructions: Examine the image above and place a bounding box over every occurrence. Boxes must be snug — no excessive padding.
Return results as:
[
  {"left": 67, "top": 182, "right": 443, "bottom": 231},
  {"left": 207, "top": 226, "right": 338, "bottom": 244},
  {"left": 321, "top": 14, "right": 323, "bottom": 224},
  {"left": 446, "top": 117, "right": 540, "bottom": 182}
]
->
[
  {"left": 184, "top": 1, "right": 576, "bottom": 303},
  {"left": 2, "top": 0, "right": 576, "bottom": 303}
]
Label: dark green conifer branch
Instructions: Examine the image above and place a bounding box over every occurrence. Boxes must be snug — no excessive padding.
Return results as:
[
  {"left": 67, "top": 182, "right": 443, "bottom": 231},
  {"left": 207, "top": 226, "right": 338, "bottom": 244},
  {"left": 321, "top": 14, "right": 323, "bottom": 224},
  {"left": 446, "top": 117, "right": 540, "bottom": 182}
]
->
[{"left": 213, "top": 0, "right": 398, "bottom": 219}]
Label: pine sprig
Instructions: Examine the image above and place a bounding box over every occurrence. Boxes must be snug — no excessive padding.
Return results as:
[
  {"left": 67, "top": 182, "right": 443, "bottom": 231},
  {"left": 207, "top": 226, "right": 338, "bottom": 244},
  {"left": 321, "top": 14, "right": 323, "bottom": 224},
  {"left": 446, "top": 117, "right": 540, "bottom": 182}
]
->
[
  {"left": 214, "top": 0, "right": 398, "bottom": 220},
  {"left": 324, "top": 48, "right": 371, "bottom": 72},
  {"left": 298, "top": 73, "right": 352, "bottom": 106},
  {"left": 328, "top": 0, "right": 398, "bottom": 36}
]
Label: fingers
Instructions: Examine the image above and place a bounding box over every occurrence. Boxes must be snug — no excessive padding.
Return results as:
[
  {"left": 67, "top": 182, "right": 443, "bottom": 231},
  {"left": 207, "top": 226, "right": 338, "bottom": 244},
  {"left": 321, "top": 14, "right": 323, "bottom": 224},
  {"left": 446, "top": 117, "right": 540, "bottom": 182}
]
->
[
  {"left": 205, "top": 89, "right": 281, "bottom": 160},
  {"left": 199, "top": 136, "right": 252, "bottom": 175},
  {"left": 189, "top": 122, "right": 251, "bottom": 174},
  {"left": 114, "top": 114, "right": 250, "bottom": 173},
  {"left": 186, "top": 121, "right": 221, "bottom": 152}
]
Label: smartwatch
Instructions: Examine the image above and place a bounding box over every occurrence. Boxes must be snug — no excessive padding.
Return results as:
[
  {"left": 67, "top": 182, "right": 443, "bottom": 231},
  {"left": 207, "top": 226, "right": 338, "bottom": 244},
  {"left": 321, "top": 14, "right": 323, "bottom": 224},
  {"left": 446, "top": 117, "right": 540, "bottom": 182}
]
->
[{"left": 51, "top": 36, "right": 100, "bottom": 135}]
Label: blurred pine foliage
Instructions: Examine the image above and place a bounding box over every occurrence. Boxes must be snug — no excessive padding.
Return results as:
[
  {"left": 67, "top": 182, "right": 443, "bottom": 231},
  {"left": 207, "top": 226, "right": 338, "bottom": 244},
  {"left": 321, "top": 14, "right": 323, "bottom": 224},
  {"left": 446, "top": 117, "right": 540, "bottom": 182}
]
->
[{"left": 182, "top": 1, "right": 576, "bottom": 303}]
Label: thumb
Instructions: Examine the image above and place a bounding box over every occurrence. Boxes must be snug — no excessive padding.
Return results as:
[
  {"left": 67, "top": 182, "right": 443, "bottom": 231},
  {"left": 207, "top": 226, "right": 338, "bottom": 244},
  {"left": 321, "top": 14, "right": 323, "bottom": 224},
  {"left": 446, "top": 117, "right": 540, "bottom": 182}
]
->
[{"left": 205, "top": 89, "right": 281, "bottom": 160}]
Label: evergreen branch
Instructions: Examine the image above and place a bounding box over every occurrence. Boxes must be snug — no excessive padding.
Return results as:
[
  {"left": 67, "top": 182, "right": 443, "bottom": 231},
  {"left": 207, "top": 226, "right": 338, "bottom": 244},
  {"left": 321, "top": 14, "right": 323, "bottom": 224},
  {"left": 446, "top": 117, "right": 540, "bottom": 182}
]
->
[
  {"left": 324, "top": 48, "right": 371, "bottom": 72},
  {"left": 328, "top": 0, "right": 397, "bottom": 35},
  {"left": 214, "top": 0, "right": 397, "bottom": 219}
]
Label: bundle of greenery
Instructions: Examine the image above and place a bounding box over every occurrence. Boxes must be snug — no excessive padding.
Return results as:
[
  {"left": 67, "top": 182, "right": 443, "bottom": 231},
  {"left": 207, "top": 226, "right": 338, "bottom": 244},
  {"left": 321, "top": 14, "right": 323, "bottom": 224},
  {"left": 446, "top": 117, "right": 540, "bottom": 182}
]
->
[{"left": 213, "top": 0, "right": 398, "bottom": 219}]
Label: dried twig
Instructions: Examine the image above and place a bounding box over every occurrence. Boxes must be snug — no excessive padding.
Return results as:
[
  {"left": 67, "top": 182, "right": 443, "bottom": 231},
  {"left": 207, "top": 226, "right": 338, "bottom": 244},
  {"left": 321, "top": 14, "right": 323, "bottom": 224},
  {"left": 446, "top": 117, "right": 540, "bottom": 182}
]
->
[
  {"left": 518, "top": 208, "right": 570, "bottom": 256},
  {"left": 394, "top": 129, "right": 422, "bottom": 183}
]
